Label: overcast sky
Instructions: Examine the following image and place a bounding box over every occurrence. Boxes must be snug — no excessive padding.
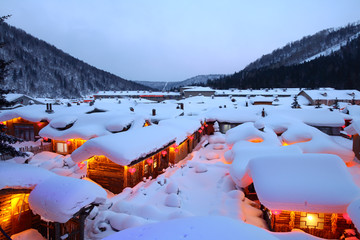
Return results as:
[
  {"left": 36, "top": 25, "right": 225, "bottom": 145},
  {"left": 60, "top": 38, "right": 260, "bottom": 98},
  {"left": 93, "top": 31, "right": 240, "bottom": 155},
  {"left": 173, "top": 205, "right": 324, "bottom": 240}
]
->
[{"left": 1, "top": 0, "right": 360, "bottom": 82}]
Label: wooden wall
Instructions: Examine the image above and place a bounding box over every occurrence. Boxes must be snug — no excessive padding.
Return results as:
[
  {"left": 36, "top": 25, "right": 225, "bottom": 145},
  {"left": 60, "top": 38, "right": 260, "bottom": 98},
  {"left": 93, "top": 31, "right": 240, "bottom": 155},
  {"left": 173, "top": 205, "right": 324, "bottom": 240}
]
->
[
  {"left": 2, "top": 118, "right": 48, "bottom": 141},
  {"left": 353, "top": 134, "right": 360, "bottom": 160},
  {"left": 270, "top": 210, "right": 358, "bottom": 239},
  {"left": 0, "top": 189, "right": 40, "bottom": 240},
  {"left": 52, "top": 139, "right": 87, "bottom": 155}
]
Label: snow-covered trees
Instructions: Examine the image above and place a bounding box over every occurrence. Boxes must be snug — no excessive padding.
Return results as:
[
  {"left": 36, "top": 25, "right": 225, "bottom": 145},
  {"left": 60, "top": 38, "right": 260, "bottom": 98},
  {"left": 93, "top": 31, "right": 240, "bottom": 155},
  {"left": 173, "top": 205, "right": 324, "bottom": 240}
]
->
[{"left": 0, "top": 15, "right": 27, "bottom": 158}]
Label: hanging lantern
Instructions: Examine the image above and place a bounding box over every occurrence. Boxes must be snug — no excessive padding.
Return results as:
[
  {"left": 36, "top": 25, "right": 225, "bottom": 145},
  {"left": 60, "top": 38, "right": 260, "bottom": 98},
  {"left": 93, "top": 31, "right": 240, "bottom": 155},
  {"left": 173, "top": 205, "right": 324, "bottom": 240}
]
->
[
  {"left": 161, "top": 150, "right": 167, "bottom": 157},
  {"left": 271, "top": 210, "right": 282, "bottom": 215},
  {"left": 146, "top": 158, "right": 153, "bottom": 164},
  {"left": 128, "top": 167, "right": 136, "bottom": 174},
  {"left": 43, "top": 137, "right": 48, "bottom": 141},
  {"left": 66, "top": 140, "right": 71, "bottom": 145},
  {"left": 77, "top": 162, "right": 86, "bottom": 168},
  {"left": 201, "top": 126, "right": 204, "bottom": 130},
  {"left": 174, "top": 148, "right": 179, "bottom": 153},
  {"left": 188, "top": 135, "right": 194, "bottom": 140},
  {"left": 37, "top": 122, "right": 43, "bottom": 127},
  {"left": 198, "top": 129, "right": 203, "bottom": 133},
  {"left": 205, "top": 124, "right": 208, "bottom": 127}
]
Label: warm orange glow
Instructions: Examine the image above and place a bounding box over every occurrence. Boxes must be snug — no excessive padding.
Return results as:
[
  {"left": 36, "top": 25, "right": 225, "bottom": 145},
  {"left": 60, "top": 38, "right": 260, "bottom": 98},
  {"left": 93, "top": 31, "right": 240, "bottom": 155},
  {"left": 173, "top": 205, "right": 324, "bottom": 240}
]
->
[
  {"left": 248, "top": 138, "right": 263, "bottom": 143},
  {"left": 307, "top": 215, "right": 313, "bottom": 221},
  {"left": 282, "top": 142, "right": 289, "bottom": 146}
]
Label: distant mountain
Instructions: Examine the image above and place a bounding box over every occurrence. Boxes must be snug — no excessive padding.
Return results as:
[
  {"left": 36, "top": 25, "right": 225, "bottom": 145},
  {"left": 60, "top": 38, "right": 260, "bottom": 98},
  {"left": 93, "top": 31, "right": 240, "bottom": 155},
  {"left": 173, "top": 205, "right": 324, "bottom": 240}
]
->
[
  {"left": 207, "top": 22, "right": 360, "bottom": 90},
  {"left": 244, "top": 22, "right": 360, "bottom": 71},
  {"left": 0, "top": 22, "right": 151, "bottom": 98},
  {"left": 207, "top": 32, "right": 360, "bottom": 90},
  {"left": 136, "top": 74, "right": 225, "bottom": 91}
]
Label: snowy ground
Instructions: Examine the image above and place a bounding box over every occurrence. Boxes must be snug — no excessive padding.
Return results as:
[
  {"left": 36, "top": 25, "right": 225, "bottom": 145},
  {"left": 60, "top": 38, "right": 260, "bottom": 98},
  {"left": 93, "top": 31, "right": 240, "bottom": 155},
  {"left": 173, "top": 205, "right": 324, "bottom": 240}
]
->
[{"left": 84, "top": 135, "right": 266, "bottom": 239}]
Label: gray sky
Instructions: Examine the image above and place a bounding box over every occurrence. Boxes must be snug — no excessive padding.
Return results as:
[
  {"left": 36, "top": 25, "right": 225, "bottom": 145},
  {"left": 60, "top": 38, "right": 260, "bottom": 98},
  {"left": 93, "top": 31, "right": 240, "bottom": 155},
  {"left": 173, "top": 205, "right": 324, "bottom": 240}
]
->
[{"left": 1, "top": 0, "right": 360, "bottom": 82}]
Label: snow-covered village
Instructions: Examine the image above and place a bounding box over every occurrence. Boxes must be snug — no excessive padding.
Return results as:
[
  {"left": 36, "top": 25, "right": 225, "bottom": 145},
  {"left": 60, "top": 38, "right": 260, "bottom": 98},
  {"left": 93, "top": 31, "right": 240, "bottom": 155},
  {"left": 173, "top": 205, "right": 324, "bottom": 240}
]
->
[{"left": 1, "top": 1, "right": 360, "bottom": 240}]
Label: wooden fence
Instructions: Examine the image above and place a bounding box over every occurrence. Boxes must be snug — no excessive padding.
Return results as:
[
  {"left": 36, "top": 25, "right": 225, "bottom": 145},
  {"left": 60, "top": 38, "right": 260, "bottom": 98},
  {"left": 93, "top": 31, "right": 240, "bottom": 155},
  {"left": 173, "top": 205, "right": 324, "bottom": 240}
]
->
[{"left": 0, "top": 144, "right": 52, "bottom": 161}]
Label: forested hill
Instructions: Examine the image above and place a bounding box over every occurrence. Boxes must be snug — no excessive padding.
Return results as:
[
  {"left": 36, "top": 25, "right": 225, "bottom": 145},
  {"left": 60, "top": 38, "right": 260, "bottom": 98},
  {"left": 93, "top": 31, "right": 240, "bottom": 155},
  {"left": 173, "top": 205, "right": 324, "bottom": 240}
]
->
[
  {"left": 207, "top": 34, "right": 360, "bottom": 90},
  {"left": 0, "top": 22, "right": 151, "bottom": 98},
  {"left": 244, "top": 22, "right": 360, "bottom": 71}
]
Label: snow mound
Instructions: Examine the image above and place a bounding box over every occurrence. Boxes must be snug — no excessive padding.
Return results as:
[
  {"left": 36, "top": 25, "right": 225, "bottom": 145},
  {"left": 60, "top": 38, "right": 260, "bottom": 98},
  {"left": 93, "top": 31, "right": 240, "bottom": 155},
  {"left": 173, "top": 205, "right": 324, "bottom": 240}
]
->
[
  {"left": 227, "top": 190, "right": 245, "bottom": 201},
  {"left": 195, "top": 163, "right": 208, "bottom": 173},
  {"left": 213, "top": 144, "right": 224, "bottom": 150},
  {"left": 208, "top": 132, "right": 226, "bottom": 144},
  {"left": 108, "top": 212, "right": 148, "bottom": 231},
  {"left": 165, "top": 193, "right": 181, "bottom": 208},
  {"left": 29, "top": 175, "right": 107, "bottom": 223},
  {"left": 205, "top": 152, "right": 220, "bottom": 160},
  {"left": 11, "top": 229, "right": 46, "bottom": 240},
  {"left": 50, "top": 115, "right": 77, "bottom": 129},
  {"left": 101, "top": 216, "right": 279, "bottom": 240},
  {"left": 165, "top": 181, "right": 179, "bottom": 194}
]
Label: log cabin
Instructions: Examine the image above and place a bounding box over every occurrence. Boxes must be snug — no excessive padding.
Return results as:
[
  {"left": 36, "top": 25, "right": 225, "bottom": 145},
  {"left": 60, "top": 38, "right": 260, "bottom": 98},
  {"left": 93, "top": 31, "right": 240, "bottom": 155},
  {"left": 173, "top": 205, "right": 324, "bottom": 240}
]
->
[
  {"left": 242, "top": 153, "right": 360, "bottom": 239},
  {"left": 0, "top": 162, "right": 55, "bottom": 240},
  {"left": 71, "top": 120, "right": 206, "bottom": 194}
]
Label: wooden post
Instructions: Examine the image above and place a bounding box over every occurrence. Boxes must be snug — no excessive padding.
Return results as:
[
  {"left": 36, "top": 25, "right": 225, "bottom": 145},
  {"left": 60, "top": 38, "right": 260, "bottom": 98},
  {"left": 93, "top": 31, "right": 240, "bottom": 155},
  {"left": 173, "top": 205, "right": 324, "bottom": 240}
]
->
[
  {"left": 353, "top": 134, "right": 360, "bottom": 160},
  {"left": 79, "top": 211, "right": 86, "bottom": 240},
  {"left": 54, "top": 222, "right": 60, "bottom": 240}
]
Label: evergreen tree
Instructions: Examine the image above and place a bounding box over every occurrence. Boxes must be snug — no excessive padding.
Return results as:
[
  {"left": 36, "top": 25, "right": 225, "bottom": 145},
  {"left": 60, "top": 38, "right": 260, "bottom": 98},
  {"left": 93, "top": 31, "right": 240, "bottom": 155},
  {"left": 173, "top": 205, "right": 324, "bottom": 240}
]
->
[{"left": 0, "top": 15, "right": 27, "bottom": 159}]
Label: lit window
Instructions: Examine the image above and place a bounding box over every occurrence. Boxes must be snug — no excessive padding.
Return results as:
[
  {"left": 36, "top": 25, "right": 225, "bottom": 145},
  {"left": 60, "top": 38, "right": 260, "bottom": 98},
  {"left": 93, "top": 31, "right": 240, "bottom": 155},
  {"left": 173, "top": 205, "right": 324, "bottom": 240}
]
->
[{"left": 56, "top": 142, "right": 68, "bottom": 153}]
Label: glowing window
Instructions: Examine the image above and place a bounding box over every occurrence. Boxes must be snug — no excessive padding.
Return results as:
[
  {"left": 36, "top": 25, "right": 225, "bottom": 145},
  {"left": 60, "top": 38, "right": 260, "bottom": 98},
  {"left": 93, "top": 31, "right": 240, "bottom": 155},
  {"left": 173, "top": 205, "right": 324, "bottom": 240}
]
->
[{"left": 56, "top": 142, "right": 68, "bottom": 153}]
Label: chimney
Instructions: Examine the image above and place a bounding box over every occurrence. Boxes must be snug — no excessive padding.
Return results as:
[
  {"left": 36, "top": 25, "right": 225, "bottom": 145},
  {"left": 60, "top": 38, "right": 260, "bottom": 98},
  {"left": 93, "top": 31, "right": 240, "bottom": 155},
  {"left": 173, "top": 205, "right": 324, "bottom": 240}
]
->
[
  {"left": 152, "top": 109, "right": 156, "bottom": 116},
  {"left": 45, "top": 103, "right": 54, "bottom": 113}
]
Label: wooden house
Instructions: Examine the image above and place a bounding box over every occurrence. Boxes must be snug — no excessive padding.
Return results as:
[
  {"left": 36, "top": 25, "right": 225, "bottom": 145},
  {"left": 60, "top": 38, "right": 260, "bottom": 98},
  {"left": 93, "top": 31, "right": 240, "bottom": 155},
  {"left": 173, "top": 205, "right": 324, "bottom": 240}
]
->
[
  {"left": 1, "top": 117, "right": 48, "bottom": 142},
  {"left": 243, "top": 153, "right": 360, "bottom": 239},
  {"left": 28, "top": 175, "right": 107, "bottom": 240},
  {"left": 39, "top": 112, "right": 146, "bottom": 155},
  {"left": 345, "top": 120, "right": 360, "bottom": 160},
  {"left": 298, "top": 89, "right": 360, "bottom": 106},
  {"left": 71, "top": 122, "right": 205, "bottom": 194},
  {"left": 0, "top": 162, "right": 55, "bottom": 240}
]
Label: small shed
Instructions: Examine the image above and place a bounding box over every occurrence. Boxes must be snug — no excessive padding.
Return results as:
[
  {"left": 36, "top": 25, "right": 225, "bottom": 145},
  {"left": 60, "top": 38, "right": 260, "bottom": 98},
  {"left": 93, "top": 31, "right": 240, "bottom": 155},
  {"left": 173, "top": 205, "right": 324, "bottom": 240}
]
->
[
  {"left": 71, "top": 125, "right": 177, "bottom": 193},
  {"left": 29, "top": 175, "right": 107, "bottom": 240},
  {"left": 345, "top": 120, "right": 360, "bottom": 160},
  {"left": 247, "top": 153, "right": 360, "bottom": 239},
  {"left": 0, "top": 162, "right": 55, "bottom": 240}
]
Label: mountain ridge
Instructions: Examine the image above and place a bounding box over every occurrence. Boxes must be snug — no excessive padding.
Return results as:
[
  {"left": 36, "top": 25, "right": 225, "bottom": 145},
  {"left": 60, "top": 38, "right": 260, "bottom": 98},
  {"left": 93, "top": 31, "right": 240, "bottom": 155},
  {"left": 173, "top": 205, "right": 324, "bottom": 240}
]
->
[{"left": 0, "top": 22, "right": 151, "bottom": 98}]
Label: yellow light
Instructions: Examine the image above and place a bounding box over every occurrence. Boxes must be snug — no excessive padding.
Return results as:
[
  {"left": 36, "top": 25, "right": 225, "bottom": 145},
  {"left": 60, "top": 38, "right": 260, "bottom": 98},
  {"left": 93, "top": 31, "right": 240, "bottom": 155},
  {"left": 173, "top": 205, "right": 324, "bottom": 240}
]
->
[
  {"left": 282, "top": 142, "right": 288, "bottom": 146},
  {"left": 307, "top": 215, "right": 313, "bottom": 221}
]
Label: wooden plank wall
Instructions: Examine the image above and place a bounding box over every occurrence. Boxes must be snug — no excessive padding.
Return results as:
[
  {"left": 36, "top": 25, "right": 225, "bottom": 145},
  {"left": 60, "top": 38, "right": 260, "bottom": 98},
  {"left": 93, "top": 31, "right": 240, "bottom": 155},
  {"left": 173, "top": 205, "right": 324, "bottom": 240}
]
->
[
  {"left": 3, "top": 118, "right": 48, "bottom": 140},
  {"left": 0, "top": 189, "right": 40, "bottom": 240},
  {"left": 271, "top": 210, "right": 358, "bottom": 239}
]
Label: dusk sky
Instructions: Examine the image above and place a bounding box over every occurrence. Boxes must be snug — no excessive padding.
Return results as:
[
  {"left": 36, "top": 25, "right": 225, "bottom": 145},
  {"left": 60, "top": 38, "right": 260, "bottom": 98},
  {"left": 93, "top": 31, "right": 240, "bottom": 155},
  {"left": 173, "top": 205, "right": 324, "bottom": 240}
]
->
[{"left": 1, "top": 0, "right": 360, "bottom": 82}]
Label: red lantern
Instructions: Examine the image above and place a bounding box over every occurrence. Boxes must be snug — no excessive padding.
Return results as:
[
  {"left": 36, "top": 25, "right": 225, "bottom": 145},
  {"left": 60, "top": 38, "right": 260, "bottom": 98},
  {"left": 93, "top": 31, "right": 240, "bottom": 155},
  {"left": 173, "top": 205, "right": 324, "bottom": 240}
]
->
[
  {"left": 77, "top": 162, "right": 86, "bottom": 168},
  {"left": 37, "top": 122, "right": 43, "bottom": 127},
  {"left": 271, "top": 210, "right": 282, "bottom": 215},
  {"left": 161, "top": 150, "right": 167, "bottom": 157},
  {"left": 128, "top": 167, "right": 136, "bottom": 174},
  {"left": 43, "top": 137, "right": 48, "bottom": 141},
  {"left": 198, "top": 129, "right": 203, "bottom": 133},
  {"left": 174, "top": 148, "right": 179, "bottom": 153},
  {"left": 146, "top": 158, "right": 153, "bottom": 164},
  {"left": 66, "top": 140, "right": 71, "bottom": 145},
  {"left": 201, "top": 126, "right": 204, "bottom": 130},
  {"left": 205, "top": 124, "right": 208, "bottom": 127},
  {"left": 189, "top": 135, "right": 194, "bottom": 140},
  {"left": 343, "top": 213, "right": 351, "bottom": 222}
]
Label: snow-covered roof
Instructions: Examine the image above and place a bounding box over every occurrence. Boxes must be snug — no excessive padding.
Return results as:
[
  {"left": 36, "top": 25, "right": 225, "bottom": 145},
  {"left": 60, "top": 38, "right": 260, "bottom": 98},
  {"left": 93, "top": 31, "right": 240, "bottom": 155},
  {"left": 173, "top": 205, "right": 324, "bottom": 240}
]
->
[
  {"left": 248, "top": 153, "right": 360, "bottom": 213},
  {"left": 301, "top": 89, "right": 360, "bottom": 101},
  {"left": 250, "top": 96, "right": 274, "bottom": 103},
  {"left": 0, "top": 162, "right": 56, "bottom": 190},
  {"left": 71, "top": 125, "right": 177, "bottom": 166},
  {"left": 158, "top": 117, "right": 202, "bottom": 144},
  {"left": 40, "top": 111, "right": 145, "bottom": 141},
  {"left": 266, "top": 108, "right": 348, "bottom": 127},
  {"left": 215, "top": 88, "right": 300, "bottom": 96},
  {"left": 5, "top": 93, "right": 25, "bottom": 102},
  {"left": 205, "top": 108, "right": 260, "bottom": 123},
  {"left": 101, "top": 216, "right": 279, "bottom": 240},
  {"left": 183, "top": 87, "right": 215, "bottom": 92},
  {"left": 94, "top": 90, "right": 180, "bottom": 97},
  {"left": 345, "top": 120, "right": 360, "bottom": 135},
  {"left": 29, "top": 175, "right": 107, "bottom": 223}
]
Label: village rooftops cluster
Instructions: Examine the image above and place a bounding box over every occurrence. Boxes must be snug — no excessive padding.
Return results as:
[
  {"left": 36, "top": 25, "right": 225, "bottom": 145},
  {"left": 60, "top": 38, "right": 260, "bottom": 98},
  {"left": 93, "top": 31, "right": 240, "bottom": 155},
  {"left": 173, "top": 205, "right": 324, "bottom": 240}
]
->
[{"left": 1, "top": 89, "right": 360, "bottom": 239}]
